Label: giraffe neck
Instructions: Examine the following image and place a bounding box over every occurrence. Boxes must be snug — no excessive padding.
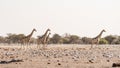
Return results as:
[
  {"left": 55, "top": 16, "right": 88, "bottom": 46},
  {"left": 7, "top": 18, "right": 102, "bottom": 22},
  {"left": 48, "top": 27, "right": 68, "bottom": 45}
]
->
[
  {"left": 46, "top": 33, "right": 51, "bottom": 43},
  {"left": 27, "top": 29, "right": 35, "bottom": 38},
  {"left": 94, "top": 30, "right": 104, "bottom": 39},
  {"left": 42, "top": 30, "right": 49, "bottom": 37},
  {"left": 46, "top": 33, "right": 51, "bottom": 39}
]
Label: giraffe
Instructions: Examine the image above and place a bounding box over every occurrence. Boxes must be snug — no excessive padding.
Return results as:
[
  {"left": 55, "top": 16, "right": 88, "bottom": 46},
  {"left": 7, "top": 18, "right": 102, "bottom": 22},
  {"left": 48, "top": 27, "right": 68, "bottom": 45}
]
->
[
  {"left": 20, "top": 28, "right": 37, "bottom": 49},
  {"left": 37, "top": 28, "right": 51, "bottom": 49},
  {"left": 91, "top": 29, "right": 106, "bottom": 48}
]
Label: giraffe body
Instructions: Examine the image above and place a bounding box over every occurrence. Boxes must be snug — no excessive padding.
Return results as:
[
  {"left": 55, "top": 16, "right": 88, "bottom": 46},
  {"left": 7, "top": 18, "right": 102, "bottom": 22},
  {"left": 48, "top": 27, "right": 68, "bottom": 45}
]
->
[
  {"left": 37, "top": 29, "right": 51, "bottom": 49},
  {"left": 20, "top": 28, "right": 37, "bottom": 49}
]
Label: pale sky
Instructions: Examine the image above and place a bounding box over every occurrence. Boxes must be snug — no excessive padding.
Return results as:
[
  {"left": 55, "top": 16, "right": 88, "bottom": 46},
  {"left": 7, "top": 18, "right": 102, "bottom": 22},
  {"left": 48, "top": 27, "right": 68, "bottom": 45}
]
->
[{"left": 0, "top": 0, "right": 120, "bottom": 38}]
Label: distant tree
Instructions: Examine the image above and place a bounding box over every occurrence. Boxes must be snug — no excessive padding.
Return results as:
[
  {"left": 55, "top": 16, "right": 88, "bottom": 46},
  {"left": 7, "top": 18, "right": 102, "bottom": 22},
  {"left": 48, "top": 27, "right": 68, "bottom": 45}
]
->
[
  {"left": 111, "top": 36, "right": 120, "bottom": 44},
  {"left": 68, "top": 35, "right": 81, "bottom": 44},
  {"left": 0, "top": 36, "right": 5, "bottom": 43},
  {"left": 17, "top": 34, "right": 25, "bottom": 39},
  {"left": 61, "top": 33, "right": 70, "bottom": 44},
  {"left": 104, "top": 35, "right": 116, "bottom": 44},
  {"left": 50, "top": 34, "right": 62, "bottom": 44},
  {"left": 99, "top": 38, "right": 108, "bottom": 44},
  {"left": 5, "top": 33, "right": 16, "bottom": 44},
  {"left": 62, "top": 34, "right": 83, "bottom": 44},
  {"left": 29, "top": 37, "right": 36, "bottom": 44},
  {"left": 117, "top": 36, "right": 120, "bottom": 44},
  {"left": 6, "top": 33, "right": 25, "bottom": 44},
  {"left": 62, "top": 37, "right": 70, "bottom": 44},
  {"left": 81, "top": 37, "right": 92, "bottom": 44},
  {"left": 0, "top": 32, "right": 120, "bottom": 45}
]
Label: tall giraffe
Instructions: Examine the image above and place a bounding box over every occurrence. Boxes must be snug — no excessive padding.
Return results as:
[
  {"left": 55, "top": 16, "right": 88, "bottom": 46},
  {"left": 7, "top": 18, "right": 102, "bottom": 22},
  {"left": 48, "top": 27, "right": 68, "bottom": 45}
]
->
[
  {"left": 21, "top": 28, "right": 37, "bottom": 49},
  {"left": 91, "top": 29, "right": 106, "bottom": 48},
  {"left": 37, "top": 28, "right": 51, "bottom": 49}
]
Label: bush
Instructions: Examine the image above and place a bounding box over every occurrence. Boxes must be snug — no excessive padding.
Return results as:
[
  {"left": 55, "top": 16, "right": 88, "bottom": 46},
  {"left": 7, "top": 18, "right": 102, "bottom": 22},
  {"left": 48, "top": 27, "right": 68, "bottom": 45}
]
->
[
  {"left": 99, "top": 38, "right": 108, "bottom": 44},
  {"left": 104, "top": 35, "right": 116, "bottom": 44}
]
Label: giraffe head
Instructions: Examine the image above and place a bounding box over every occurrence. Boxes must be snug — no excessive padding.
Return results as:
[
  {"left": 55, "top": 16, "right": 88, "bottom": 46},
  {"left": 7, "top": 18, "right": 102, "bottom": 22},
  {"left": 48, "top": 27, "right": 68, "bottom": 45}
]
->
[
  {"left": 47, "top": 28, "right": 51, "bottom": 32},
  {"left": 33, "top": 28, "right": 37, "bottom": 32},
  {"left": 102, "top": 29, "right": 106, "bottom": 32}
]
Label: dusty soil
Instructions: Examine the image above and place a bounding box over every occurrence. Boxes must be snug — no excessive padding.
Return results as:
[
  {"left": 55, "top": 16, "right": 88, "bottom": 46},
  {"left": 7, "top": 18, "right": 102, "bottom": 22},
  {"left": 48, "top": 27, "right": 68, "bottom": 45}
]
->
[{"left": 0, "top": 44, "right": 120, "bottom": 68}]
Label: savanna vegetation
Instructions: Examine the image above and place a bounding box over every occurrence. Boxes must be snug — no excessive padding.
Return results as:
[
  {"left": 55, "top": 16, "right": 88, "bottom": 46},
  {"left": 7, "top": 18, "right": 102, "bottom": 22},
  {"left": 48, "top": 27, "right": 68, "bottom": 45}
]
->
[{"left": 0, "top": 33, "right": 119, "bottom": 44}]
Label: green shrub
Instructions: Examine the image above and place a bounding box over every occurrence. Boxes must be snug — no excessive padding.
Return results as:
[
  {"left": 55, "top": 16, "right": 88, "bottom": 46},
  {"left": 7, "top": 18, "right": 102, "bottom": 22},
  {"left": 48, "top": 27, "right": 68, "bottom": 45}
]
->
[{"left": 99, "top": 38, "right": 108, "bottom": 44}]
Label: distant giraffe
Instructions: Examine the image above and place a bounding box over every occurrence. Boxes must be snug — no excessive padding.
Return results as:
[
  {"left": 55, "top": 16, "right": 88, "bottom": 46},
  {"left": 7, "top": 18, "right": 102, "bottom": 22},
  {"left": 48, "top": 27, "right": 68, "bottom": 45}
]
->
[
  {"left": 91, "top": 29, "right": 106, "bottom": 48},
  {"left": 37, "top": 29, "right": 51, "bottom": 49},
  {"left": 20, "top": 28, "right": 37, "bottom": 49}
]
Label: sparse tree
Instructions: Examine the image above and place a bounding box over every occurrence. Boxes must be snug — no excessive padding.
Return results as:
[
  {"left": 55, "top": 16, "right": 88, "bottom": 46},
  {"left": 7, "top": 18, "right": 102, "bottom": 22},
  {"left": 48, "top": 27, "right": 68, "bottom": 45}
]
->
[
  {"left": 105, "top": 35, "right": 116, "bottom": 44},
  {"left": 5, "top": 33, "right": 25, "bottom": 44},
  {"left": 81, "top": 37, "right": 92, "bottom": 44},
  {"left": 111, "top": 36, "right": 120, "bottom": 44},
  {"left": 50, "top": 34, "right": 62, "bottom": 44},
  {"left": 0, "top": 36, "right": 5, "bottom": 43},
  {"left": 99, "top": 38, "right": 108, "bottom": 44},
  {"left": 68, "top": 35, "right": 81, "bottom": 44}
]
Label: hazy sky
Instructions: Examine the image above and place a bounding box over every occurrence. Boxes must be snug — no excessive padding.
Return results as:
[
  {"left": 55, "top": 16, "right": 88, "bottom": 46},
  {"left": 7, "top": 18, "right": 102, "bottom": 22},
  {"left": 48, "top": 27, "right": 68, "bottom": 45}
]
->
[{"left": 0, "top": 0, "right": 120, "bottom": 38}]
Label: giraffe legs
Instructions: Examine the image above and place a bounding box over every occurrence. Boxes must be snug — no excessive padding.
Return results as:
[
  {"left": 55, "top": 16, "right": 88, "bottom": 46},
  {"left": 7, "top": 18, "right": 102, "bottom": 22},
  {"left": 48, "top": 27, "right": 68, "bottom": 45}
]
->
[
  {"left": 37, "top": 41, "right": 42, "bottom": 49},
  {"left": 90, "top": 44, "right": 93, "bottom": 49},
  {"left": 37, "top": 44, "right": 41, "bottom": 49},
  {"left": 26, "top": 44, "right": 28, "bottom": 50},
  {"left": 37, "top": 40, "right": 48, "bottom": 50},
  {"left": 42, "top": 44, "right": 45, "bottom": 49},
  {"left": 20, "top": 43, "right": 25, "bottom": 50},
  {"left": 42, "top": 43, "right": 48, "bottom": 50},
  {"left": 37, "top": 44, "right": 39, "bottom": 49},
  {"left": 90, "top": 43, "right": 99, "bottom": 50},
  {"left": 26, "top": 42, "right": 32, "bottom": 50}
]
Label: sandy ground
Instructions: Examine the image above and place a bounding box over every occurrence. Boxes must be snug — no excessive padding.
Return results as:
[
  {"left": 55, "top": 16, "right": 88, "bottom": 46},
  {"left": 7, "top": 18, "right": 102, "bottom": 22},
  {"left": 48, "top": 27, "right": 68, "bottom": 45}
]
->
[{"left": 0, "top": 44, "right": 120, "bottom": 68}]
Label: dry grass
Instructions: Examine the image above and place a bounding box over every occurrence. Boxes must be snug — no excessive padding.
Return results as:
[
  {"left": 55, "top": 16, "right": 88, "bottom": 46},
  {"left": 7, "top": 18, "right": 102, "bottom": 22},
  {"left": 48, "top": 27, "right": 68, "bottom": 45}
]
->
[{"left": 0, "top": 44, "right": 120, "bottom": 68}]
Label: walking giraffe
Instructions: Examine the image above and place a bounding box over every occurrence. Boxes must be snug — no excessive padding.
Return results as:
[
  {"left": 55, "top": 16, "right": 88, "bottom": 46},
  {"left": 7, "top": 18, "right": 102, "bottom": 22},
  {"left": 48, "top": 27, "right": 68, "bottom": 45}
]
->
[
  {"left": 20, "top": 28, "right": 37, "bottom": 49},
  {"left": 91, "top": 29, "right": 106, "bottom": 48},
  {"left": 37, "top": 28, "right": 51, "bottom": 49}
]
